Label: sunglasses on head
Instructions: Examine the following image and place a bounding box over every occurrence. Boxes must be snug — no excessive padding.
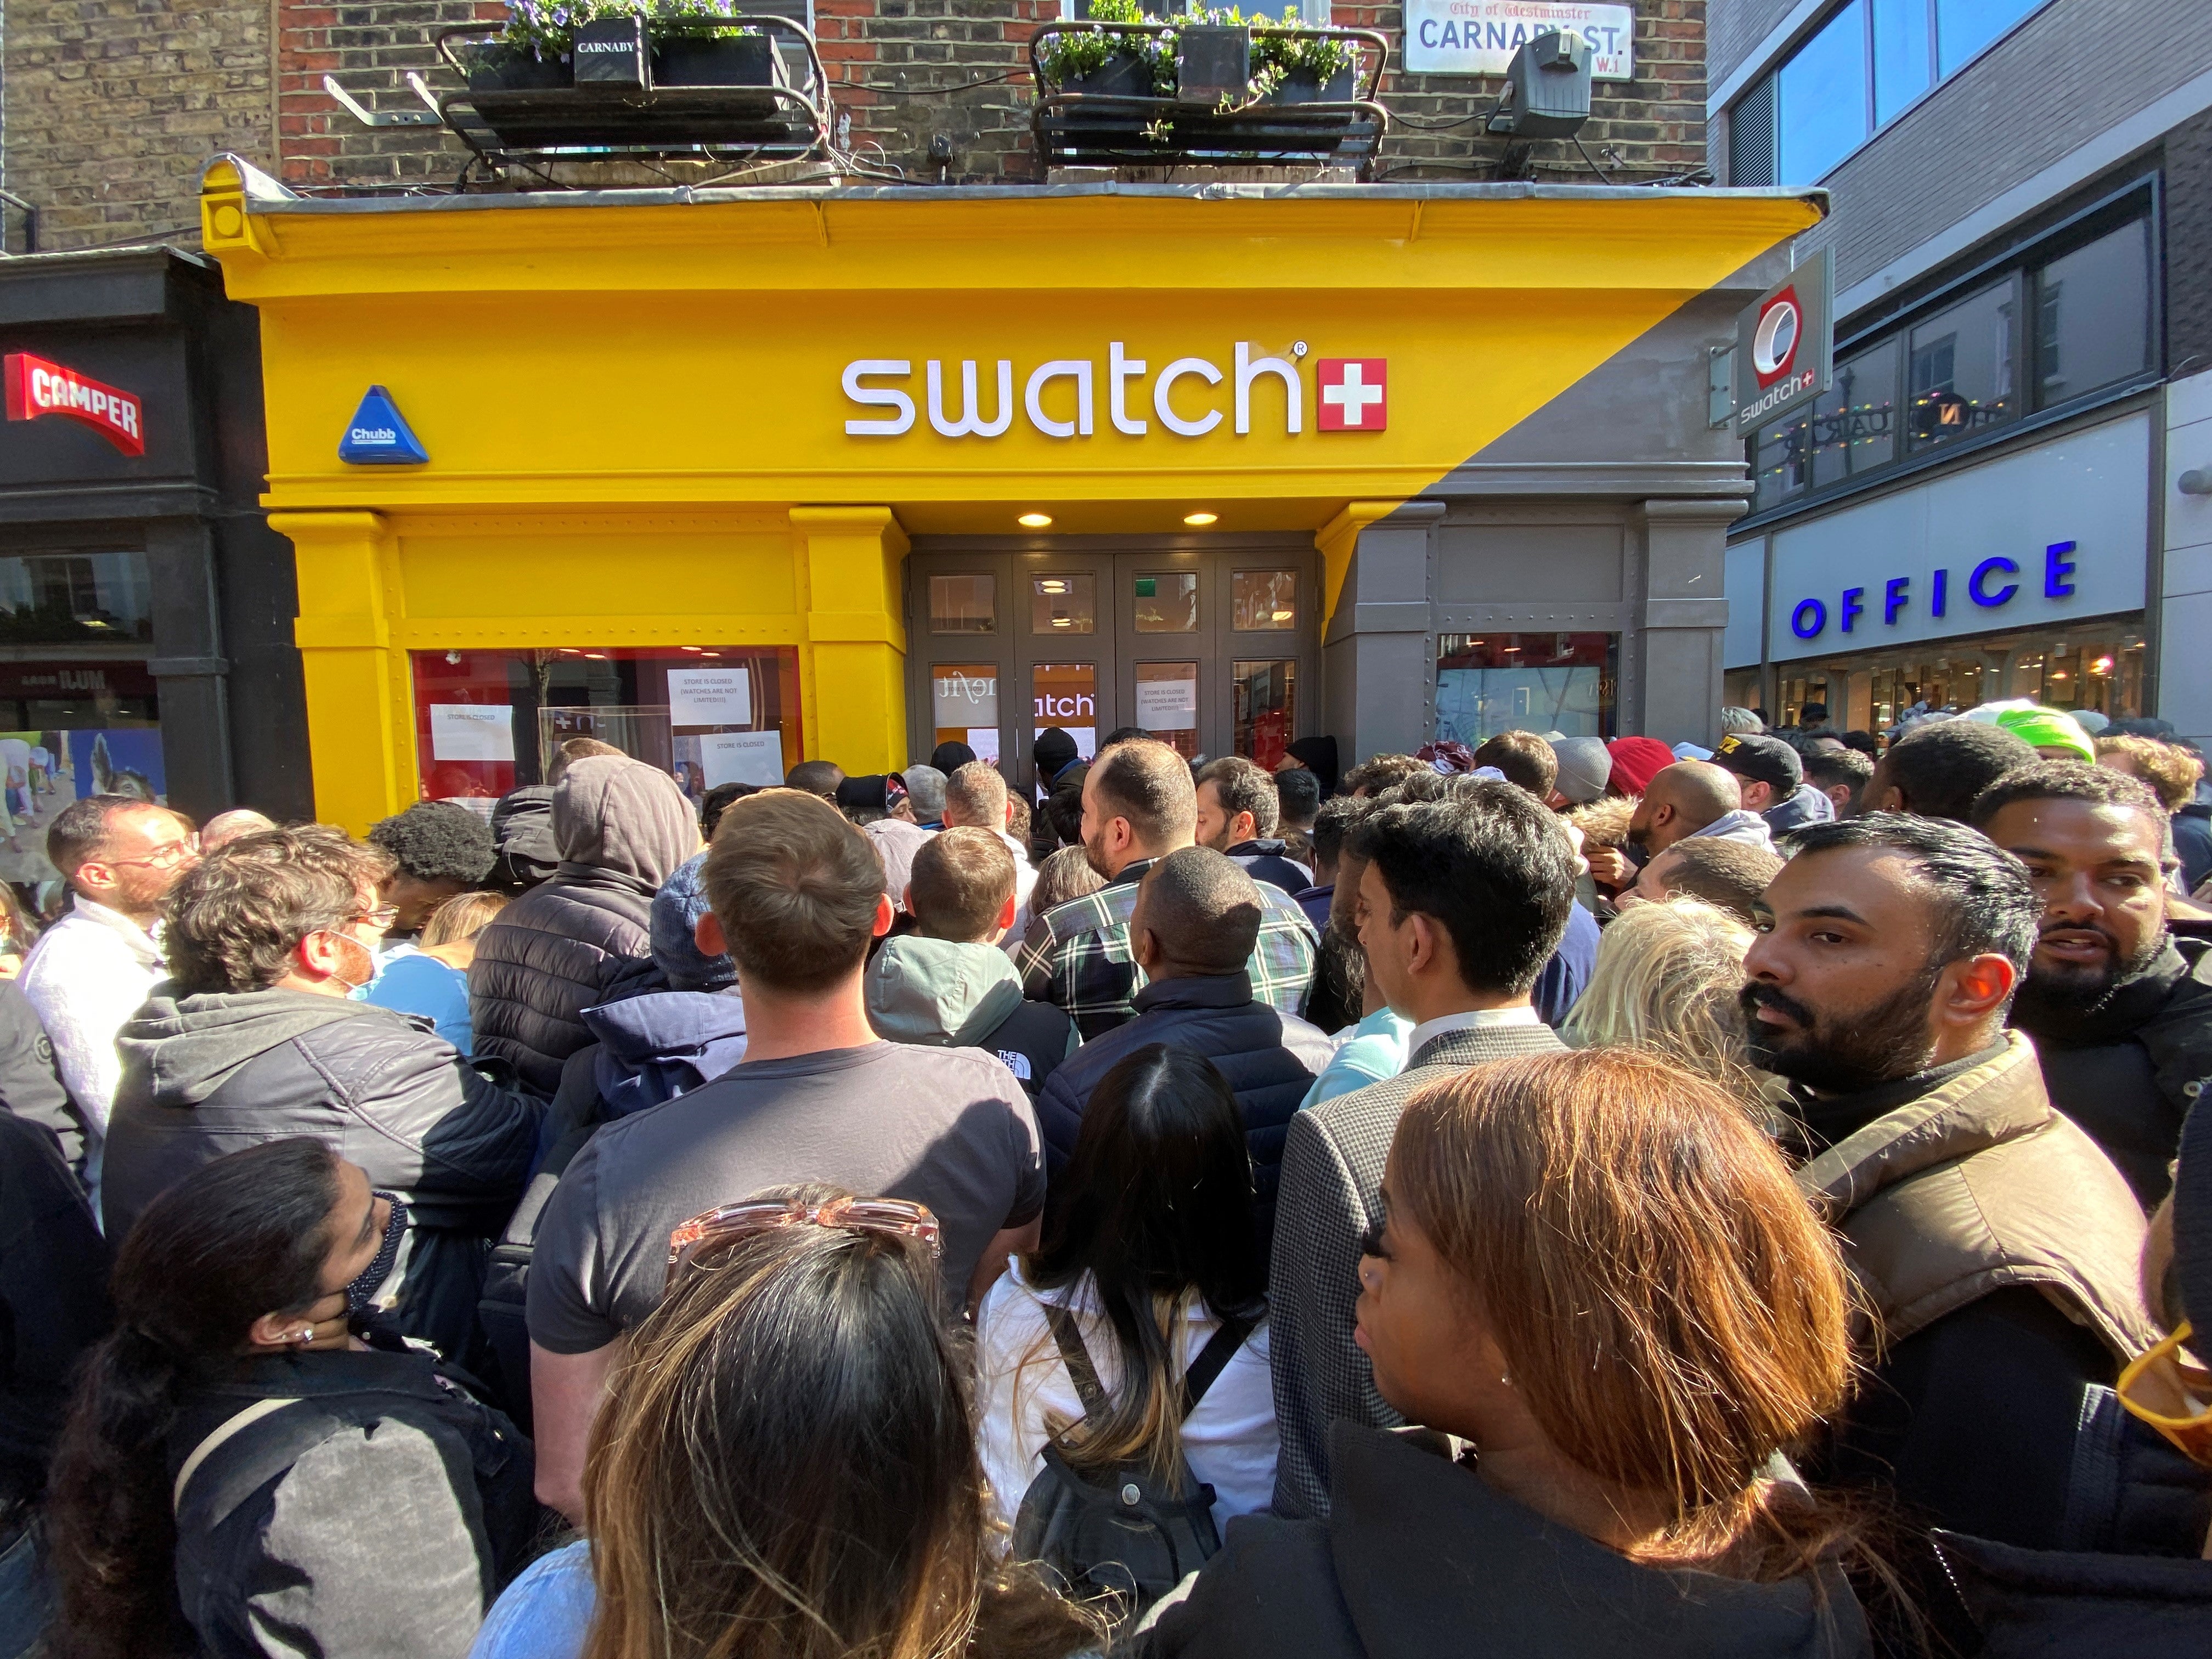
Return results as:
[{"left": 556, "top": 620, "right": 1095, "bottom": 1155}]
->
[
  {"left": 664, "top": 1195, "right": 941, "bottom": 1290},
  {"left": 2117, "top": 1322, "right": 2212, "bottom": 1466}
]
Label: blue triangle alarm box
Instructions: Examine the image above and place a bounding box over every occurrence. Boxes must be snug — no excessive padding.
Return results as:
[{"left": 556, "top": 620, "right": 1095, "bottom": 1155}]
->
[{"left": 338, "top": 386, "right": 429, "bottom": 465}]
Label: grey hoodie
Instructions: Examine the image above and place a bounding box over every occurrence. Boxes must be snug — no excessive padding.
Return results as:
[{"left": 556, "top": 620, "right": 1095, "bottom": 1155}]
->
[
  {"left": 866, "top": 936, "right": 1025, "bottom": 1047},
  {"left": 1681, "top": 808, "right": 1778, "bottom": 855},
  {"left": 552, "top": 755, "right": 698, "bottom": 888}
]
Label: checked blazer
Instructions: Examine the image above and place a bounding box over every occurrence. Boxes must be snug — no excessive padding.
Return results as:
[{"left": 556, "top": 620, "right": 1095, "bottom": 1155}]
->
[{"left": 1268, "top": 1019, "right": 1566, "bottom": 1520}]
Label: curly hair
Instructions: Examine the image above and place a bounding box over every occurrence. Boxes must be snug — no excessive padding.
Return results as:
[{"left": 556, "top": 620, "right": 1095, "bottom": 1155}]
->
[
  {"left": 365, "top": 800, "right": 496, "bottom": 884},
  {"left": 163, "top": 826, "right": 394, "bottom": 996}
]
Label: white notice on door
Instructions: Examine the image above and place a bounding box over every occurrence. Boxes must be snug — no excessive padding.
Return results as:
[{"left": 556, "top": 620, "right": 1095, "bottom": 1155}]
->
[
  {"left": 700, "top": 730, "right": 783, "bottom": 788},
  {"left": 429, "top": 704, "right": 516, "bottom": 763},
  {"left": 667, "top": 666, "right": 753, "bottom": 729},
  {"left": 1135, "top": 677, "right": 1198, "bottom": 731}
]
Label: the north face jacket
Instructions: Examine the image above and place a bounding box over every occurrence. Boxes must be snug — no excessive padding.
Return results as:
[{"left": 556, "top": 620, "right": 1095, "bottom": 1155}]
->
[
  {"left": 865, "top": 935, "right": 1074, "bottom": 1098},
  {"left": 470, "top": 756, "right": 700, "bottom": 1093},
  {"left": 103, "top": 988, "right": 540, "bottom": 1363}
]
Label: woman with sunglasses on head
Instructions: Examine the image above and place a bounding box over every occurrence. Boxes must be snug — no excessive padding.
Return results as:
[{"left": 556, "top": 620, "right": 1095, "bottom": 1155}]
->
[
  {"left": 45, "top": 1138, "right": 538, "bottom": 1659},
  {"left": 471, "top": 1183, "right": 1099, "bottom": 1659},
  {"left": 1145, "top": 1048, "right": 1891, "bottom": 1659},
  {"left": 100, "top": 825, "right": 540, "bottom": 1366}
]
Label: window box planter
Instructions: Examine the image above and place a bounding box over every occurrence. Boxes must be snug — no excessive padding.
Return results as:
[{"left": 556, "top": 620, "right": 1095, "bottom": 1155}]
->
[
  {"left": 1068, "top": 55, "right": 1153, "bottom": 99},
  {"left": 465, "top": 47, "right": 572, "bottom": 92},
  {"left": 651, "top": 27, "right": 780, "bottom": 88},
  {"left": 1266, "top": 65, "right": 1354, "bottom": 104}
]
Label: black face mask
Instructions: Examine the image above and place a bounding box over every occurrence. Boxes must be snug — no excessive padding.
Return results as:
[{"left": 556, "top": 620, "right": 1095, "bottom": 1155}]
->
[{"left": 345, "top": 1193, "right": 409, "bottom": 1318}]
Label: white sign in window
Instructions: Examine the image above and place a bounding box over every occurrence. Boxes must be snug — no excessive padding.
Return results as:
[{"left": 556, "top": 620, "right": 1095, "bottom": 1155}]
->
[
  {"left": 933, "top": 668, "right": 1000, "bottom": 727},
  {"left": 667, "top": 666, "right": 753, "bottom": 729},
  {"left": 1135, "top": 675, "right": 1198, "bottom": 731},
  {"left": 1402, "top": 1, "right": 1633, "bottom": 79},
  {"left": 428, "top": 703, "right": 515, "bottom": 763},
  {"left": 699, "top": 730, "right": 785, "bottom": 788}
]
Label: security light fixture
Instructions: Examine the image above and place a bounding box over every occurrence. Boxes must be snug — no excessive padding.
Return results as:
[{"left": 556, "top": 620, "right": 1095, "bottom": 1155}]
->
[
  {"left": 1019, "top": 512, "right": 1053, "bottom": 528},
  {"left": 1486, "top": 30, "right": 1592, "bottom": 140},
  {"left": 1183, "top": 511, "right": 1219, "bottom": 526}
]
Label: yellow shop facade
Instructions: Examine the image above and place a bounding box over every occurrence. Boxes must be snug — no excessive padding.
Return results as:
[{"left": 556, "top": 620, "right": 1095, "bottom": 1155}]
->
[{"left": 198, "top": 156, "right": 1818, "bottom": 830}]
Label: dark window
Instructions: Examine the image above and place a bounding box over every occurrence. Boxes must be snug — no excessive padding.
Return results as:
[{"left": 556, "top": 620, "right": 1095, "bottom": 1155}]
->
[
  {"left": 1809, "top": 339, "right": 1900, "bottom": 487},
  {"left": 1729, "top": 76, "right": 1776, "bottom": 188},
  {"left": 2032, "top": 218, "right": 2152, "bottom": 410},
  {"left": 1908, "top": 278, "right": 2017, "bottom": 449}
]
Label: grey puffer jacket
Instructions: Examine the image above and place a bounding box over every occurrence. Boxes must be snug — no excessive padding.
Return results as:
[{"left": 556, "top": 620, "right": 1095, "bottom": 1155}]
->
[
  {"left": 469, "top": 756, "right": 700, "bottom": 1094},
  {"left": 102, "top": 989, "right": 540, "bottom": 1363}
]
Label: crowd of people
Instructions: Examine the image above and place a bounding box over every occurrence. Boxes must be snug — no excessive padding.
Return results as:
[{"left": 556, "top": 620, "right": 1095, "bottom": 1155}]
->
[{"left": 1, "top": 700, "right": 2210, "bottom": 1657}]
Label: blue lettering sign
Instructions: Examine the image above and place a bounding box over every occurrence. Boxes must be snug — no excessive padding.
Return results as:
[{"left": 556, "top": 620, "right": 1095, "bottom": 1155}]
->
[
  {"left": 1931, "top": 568, "right": 1948, "bottom": 617},
  {"left": 1883, "top": 576, "right": 1910, "bottom": 625},
  {"left": 1791, "top": 597, "right": 1827, "bottom": 639},
  {"left": 1418, "top": 18, "right": 1437, "bottom": 44},
  {"left": 2044, "top": 540, "right": 2077, "bottom": 598},
  {"left": 1968, "top": 556, "right": 2019, "bottom": 608},
  {"left": 1840, "top": 587, "right": 1865, "bottom": 633}
]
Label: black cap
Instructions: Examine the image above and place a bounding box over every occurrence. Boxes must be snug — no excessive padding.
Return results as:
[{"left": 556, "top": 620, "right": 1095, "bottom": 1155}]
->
[
  {"left": 930, "top": 740, "right": 978, "bottom": 774},
  {"left": 1711, "top": 732, "right": 1803, "bottom": 792},
  {"left": 1033, "top": 727, "right": 1079, "bottom": 782},
  {"left": 834, "top": 774, "right": 907, "bottom": 814}
]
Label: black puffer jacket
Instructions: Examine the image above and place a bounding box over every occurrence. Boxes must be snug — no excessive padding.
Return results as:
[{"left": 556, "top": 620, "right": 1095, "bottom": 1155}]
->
[
  {"left": 470, "top": 756, "right": 700, "bottom": 1094},
  {"left": 1035, "top": 972, "right": 1329, "bottom": 1245},
  {"left": 103, "top": 990, "right": 540, "bottom": 1362}
]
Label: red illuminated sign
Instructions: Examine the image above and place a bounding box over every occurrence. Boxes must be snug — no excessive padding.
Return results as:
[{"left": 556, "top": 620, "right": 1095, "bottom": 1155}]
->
[{"left": 4, "top": 353, "right": 144, "bottom": 456}]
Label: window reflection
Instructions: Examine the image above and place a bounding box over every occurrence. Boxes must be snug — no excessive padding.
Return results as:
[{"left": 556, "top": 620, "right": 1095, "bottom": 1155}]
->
[
  {"left": 1778, "top": 0, "right": 1867, "bottom": 184},
  {"left": 1133, "top": 572, "right": 1199, "bottom": 634},
  {"left": 931, "top": 662, "right": 1000, "bottom": 765},
  {"left": 927, "top": 574, "right": 995, "bottom": 635},
  {"left": 1030, "top": 575, "right": 1096, "bottom": 636},
  {"left": 2035, "top": 221, "right": 2151, "bottom": 410},
  {"left": 1232, "top": 571, "right": 1297, "bottom": 632},
  {"left": 1434, "top": 634, "right": 1616, "bottom": 743},
  {"left": 1909, "top": 279, "right": 2016, "bottom": 448},
  {"left": 1233, "top": 659, "right": 1295, "bottom": 768}
]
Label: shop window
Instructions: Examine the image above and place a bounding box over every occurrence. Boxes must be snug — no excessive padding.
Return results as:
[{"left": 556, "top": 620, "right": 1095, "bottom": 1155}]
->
[
  {"left": 1032, "top": 663, "right": 1098, "bottom": 761},
  {"left": 1135, "top": 662, "right": 1199, "bottom": 759},
  {"left": 1133, "top": 572, "right": 1199, "bottom": 634},
  {"left": 1812, "top": 619, "right": 2146, "bottom": 733},
  {"left": 930, "top": 662, "right": 1001, "bottom": 765},
  {"left": 2033, "top": 219, "right": 2151, "bottom": 410},
  {"left": 1031, "top": 575, "right": 1096, "bottom": 635},
  {"left": 1232, "top": 571, "right": 1297, "bottom": 633},
  {"left": 0, "top": 551, "right": 153, "bottom": 644},
  {"left": 409, "top": 646, "right": 800, "bottom": 814},
  {"left": 1233, "top": 659, "right": 1295, "bottom": 769},
  {"left": 1908, "top": 278, "right": 2016, "bottom": 449},
  {"left": 1434, "top": 634, "right": 1616, "bottom": 744},
  {"left": 928, "top": 574, "right": 995, "bottom": 635},
  {"left": 1809, "top": 341, "right": 1900, "bottom": 488},
  {"left": 1752, "top": 412, "right": 1811, "bottom": 513}
]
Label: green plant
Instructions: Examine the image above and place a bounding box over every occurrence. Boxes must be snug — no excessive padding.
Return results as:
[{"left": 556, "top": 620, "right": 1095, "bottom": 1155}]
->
[
  {"left": 493, "top": 0, "right": 755, "bottom": 60},
  {"left": 1037, "top": 0, "right": 1359, "bottom": 100}
]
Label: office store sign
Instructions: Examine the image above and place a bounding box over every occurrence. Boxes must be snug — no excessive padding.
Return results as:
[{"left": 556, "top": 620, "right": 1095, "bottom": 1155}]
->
[
  {"left": 1764, "top": 415, "right": 2150, "bottom": 665},
  {"left": 842, "top": 344, "right": 1387, "bottom": 440}
]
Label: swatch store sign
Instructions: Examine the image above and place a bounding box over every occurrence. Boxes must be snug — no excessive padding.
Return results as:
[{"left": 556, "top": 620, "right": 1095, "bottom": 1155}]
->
[{"left": 1764, "top": 416, "right": 2151, "bottom": 665}]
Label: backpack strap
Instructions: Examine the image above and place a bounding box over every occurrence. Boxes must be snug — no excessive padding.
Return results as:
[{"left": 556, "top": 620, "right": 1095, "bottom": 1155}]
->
[
  {"left": 172, "top": 1397, "right": 303, "bottom": 1517},
  {"left": 1045, "top": 1302, "right": 1260, "bottom": 1425},
  {"left": 1179, "top": 1313, "right": 1257, "bottom": 1420}
]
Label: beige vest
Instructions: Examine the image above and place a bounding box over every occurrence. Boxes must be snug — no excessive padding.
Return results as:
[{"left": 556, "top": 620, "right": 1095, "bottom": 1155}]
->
[{"left": 1796, "top": 1032, "right": 2159, "bottom": 1363}]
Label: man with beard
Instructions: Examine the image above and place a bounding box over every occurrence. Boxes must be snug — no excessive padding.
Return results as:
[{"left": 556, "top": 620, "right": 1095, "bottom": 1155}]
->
[
  {"left": 1017, "top": 738, "right": 1316, "bottom": 1039},
  {"left": 1972, "top": 762, "right": 2212, "bottom": 1210},
  {"left": 1581, "top": 760, "right": 1771, "bottom": 890},
  {"left": 1742, "top": 814, "right": 2158, "bottom": 1548}
]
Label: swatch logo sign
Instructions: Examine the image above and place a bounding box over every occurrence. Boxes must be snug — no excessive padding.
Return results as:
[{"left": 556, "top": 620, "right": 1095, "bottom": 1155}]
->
[
  {"left": 4, "top": 353, "right": 144, "bottom": 456},
  {"left": 842, "top": 341, "right": 1388, "bottom": 439}
]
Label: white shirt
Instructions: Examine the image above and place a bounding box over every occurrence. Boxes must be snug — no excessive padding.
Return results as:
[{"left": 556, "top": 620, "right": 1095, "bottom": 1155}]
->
[
  {"left": 974, "top": 1264, "right": 1277, "bottom": 1533},
  {"left": 1404, "top": 1002, "right": 1543, "bottom": 1056},
  {"left": 19, "top": 894, "right": 164, "bottom": 1207}
]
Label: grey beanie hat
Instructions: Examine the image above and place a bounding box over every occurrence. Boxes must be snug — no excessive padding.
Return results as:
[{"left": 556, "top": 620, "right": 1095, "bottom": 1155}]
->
[
  {"left": 1548, "top": 736, "right": 1611, "bottom": 804},
  {"left": 649, "top": 850, "right": 737, "bottom": 992}
]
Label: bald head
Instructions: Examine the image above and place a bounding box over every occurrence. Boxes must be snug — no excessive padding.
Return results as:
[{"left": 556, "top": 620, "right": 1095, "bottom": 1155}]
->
[
  {"left": 1131, "top": 845, "right": 1262, "bottom": 978},
  {"left": 201, "top": 808, "right": 277, "bottom": 851},
  {"left": 1632, "top": 761, "right": 1745, "bottom": 853}
]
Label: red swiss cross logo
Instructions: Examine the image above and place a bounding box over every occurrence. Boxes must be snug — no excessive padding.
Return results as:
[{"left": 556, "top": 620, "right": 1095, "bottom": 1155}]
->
[{"left": 1316, "top": 358, "right": 1387, "bottom": 432}]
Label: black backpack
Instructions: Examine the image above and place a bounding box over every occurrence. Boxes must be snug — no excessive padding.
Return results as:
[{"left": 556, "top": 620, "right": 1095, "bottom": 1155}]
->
[{"left": 1011, "top": 1302, "right": 1258, "bottom": 1620}]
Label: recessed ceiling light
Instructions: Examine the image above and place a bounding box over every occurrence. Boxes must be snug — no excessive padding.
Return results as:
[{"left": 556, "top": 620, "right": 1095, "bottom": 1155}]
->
[
  {"left": 1038, "top": 579, "right": 1069, "bottom": 594},
  {"left": 1183, "top": 511, "right": 1218, "bottom": 526},
  {"left": 1018, "top": 512, "right": 1053, "bottom": 528}
]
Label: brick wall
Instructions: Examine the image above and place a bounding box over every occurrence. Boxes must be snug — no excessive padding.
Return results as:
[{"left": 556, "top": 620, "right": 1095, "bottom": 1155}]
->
[
  {"left": 3, "top": 0, "right": 273, "bottom": 250},
  {"left": 0, "top": 0, "right": 1706, "bottom": 222},
  {"left": 288, "top": 0, "right": 1704, "bottom": 185}
]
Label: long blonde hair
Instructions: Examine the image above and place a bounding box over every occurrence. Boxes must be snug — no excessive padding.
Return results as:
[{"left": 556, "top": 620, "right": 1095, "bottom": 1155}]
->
[
  {"left": 1561, "top": 898, "right": 1767, "bottom": 1110},
  {"left": 419, "top": 889, "right": 507, "bottom": 947}
]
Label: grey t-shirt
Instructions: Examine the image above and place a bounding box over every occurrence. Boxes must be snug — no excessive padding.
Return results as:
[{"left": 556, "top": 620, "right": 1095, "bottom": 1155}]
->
[{"left": 527, "top": 1041, "right": 1046, "bottom": 1353}]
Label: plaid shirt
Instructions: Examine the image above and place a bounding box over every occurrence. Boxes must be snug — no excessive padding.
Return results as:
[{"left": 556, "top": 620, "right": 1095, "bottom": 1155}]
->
[{"left": 1015, "top": 857, "right": 1319, "bottom": 1041}]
